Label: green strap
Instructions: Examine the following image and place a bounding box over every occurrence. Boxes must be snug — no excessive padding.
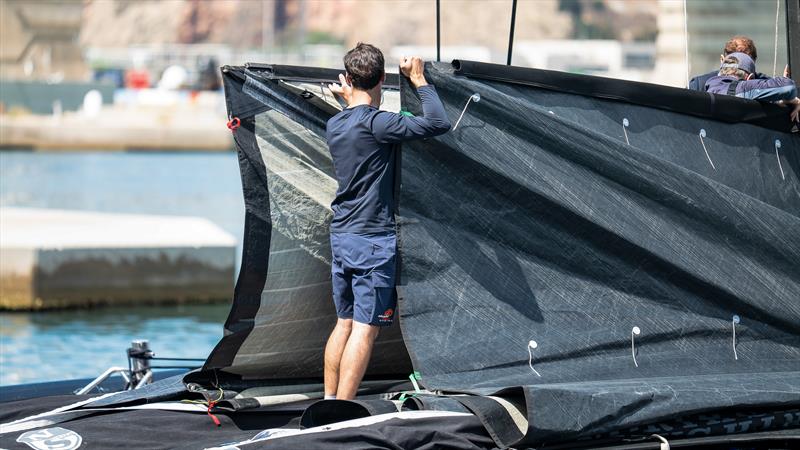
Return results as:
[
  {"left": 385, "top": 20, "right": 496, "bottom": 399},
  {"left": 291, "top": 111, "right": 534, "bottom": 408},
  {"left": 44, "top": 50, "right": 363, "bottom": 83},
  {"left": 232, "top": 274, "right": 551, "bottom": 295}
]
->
[
  {"left": 398, "top": 372, "right": 423, "bottom": 402},
  {"left": 409, "top": 371, "right": 422, "bottom": 393}
]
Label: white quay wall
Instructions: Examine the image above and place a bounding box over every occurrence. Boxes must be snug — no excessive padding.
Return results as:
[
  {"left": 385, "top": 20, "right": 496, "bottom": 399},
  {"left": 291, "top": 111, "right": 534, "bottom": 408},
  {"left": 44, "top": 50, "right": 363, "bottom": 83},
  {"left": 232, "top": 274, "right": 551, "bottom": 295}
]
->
[{"left": 0, "top": 207, "right": 237, "bottom": 309}]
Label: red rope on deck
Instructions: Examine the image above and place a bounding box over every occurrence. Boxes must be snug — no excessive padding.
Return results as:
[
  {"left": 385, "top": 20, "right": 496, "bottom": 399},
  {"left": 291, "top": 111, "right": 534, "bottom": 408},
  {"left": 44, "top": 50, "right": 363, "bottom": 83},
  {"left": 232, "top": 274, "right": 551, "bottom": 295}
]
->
[{"left": 207, "top": 401, "right": 221, "bottom": 427}]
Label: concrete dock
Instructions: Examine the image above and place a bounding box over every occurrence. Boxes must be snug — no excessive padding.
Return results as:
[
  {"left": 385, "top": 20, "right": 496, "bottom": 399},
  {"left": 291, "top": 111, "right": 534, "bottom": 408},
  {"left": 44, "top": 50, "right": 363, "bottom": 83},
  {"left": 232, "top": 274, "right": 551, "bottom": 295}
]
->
[
  {"left": 0, "top": 90, "right": 233, "bottom": 151},
  {"left": 0, "top": 207, "right": 237, "bottom": 310},
  {"left": 0, "top": 108, "right": 233, "bottom": 152}
]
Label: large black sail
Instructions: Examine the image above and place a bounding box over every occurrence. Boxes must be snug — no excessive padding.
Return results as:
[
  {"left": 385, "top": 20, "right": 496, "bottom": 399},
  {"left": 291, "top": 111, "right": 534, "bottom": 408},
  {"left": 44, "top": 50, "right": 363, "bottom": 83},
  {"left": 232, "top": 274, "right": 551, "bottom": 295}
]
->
[
  {"left": 397, "top": 61, "right": 800, "bottom": 445},
  {"left": 209, "top": 61, "right": 799, "bottom": 445}
]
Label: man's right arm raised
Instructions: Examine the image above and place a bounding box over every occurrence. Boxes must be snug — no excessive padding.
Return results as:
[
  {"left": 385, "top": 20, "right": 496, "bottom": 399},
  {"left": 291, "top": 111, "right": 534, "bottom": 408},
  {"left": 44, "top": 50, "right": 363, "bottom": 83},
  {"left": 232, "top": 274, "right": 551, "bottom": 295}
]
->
[{"left": 372, "top": 56, "right": 451, "bottom": 144}]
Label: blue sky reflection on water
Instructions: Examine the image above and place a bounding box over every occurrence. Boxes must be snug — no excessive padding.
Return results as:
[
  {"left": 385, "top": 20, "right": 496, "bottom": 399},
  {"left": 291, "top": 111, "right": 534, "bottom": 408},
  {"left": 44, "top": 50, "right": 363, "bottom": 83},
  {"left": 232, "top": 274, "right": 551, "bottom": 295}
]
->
[{"left": 0, "top": 151, "right": 244, "bottom": 385}]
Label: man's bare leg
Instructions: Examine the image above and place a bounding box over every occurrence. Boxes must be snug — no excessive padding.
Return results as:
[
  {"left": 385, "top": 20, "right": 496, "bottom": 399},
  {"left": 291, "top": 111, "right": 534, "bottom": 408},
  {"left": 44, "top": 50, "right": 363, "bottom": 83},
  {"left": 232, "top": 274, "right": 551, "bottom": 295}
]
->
[
  {"left": 336, "top": 322, "right": 380, "bottom": 400},
  {"left": 324, "top": 318, "right": 353, "bottom": 398}
]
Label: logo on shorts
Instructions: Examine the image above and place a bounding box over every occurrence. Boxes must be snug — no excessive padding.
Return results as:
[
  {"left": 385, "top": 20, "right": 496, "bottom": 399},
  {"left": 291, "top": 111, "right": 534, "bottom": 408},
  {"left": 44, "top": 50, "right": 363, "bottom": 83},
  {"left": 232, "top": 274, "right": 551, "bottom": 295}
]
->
[
  {"left": 378, "top": 308, "right": 394, "bottom": 322},
  {"left": 17, "top": 427, "right": 83, "bottom": 450}
]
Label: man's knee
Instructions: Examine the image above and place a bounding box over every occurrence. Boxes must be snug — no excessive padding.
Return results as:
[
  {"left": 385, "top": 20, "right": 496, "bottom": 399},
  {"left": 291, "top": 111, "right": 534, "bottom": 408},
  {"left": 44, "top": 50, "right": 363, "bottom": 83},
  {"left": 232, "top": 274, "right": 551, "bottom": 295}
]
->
[
  {"left": 352, "top": 321, "right": 380, "bottom": 340},
  {"left": 337, "top": 317, "right": 353, "bottom": 332}
]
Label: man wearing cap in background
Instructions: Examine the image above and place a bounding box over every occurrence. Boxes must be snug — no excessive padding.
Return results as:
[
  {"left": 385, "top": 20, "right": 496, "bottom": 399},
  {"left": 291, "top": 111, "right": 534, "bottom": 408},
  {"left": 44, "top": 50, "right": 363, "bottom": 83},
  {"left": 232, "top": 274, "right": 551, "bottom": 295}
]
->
[
  {"left": 688, "top": 35, "right": 769, "bottom": 91},
  {"left": 704, "top": 52, "right": 800, "bottom": 122}
]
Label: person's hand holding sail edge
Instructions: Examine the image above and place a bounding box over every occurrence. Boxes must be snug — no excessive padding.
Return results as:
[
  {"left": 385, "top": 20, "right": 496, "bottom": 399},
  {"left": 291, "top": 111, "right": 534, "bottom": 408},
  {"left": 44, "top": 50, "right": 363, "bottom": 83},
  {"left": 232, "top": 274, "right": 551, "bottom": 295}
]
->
[
  {"left": 400, "top": 56, "right": 428, "bottom": 88},
  {"left": 789, "top": 97, "right": 800, "bottom": 123},
  {"left": 328, "top": 73, "right": 354, "bottom": 107}
]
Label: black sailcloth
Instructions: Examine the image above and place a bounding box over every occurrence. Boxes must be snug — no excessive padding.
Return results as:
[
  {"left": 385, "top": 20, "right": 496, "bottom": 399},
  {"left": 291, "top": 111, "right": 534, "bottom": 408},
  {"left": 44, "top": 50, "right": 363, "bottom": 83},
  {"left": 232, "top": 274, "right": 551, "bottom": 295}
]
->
[
  {"left": 209, "top": 61, "right": 800, "bottom": 445},
  {"left": 396, "top": 61, "right": 800, "bottom": 445}
]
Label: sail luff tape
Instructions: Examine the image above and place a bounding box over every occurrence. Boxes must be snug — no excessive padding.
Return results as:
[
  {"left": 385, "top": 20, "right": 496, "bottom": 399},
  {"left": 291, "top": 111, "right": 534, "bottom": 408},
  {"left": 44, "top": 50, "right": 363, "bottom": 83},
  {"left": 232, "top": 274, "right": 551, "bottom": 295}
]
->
[
  {"left": 732, "top": 315, "right": 740, "bottom": 360},
  {"left": 631, "top": 326, "right": 641, "bottom": 368},
  {"left": 452, "top": 93, "right": 481, "bottom": 131},
  {"left": 527, "top": 340, "right": 541, "bottom": 377},
  {"left": 622, "top": 118, "right": 630, "bottom": 145},
  {"left": 699, "top": 129, "right": 716, "bottom": 170},
  {"left": 775, "top": 139, "right": 785, "bottom": 180}
]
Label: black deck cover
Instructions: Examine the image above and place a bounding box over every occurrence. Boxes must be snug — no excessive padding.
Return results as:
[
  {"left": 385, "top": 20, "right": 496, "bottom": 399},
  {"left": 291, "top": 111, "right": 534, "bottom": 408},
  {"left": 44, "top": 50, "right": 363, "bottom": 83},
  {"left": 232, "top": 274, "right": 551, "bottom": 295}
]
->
[
  {"left": 0, "top": 399, "right": 296, "bottom": 450},
  {"left": 0, "top": 401, "right": 494, "bottom": 450},
  {"left": 207, "top": 61, "right": 799, "bottom": 446}
]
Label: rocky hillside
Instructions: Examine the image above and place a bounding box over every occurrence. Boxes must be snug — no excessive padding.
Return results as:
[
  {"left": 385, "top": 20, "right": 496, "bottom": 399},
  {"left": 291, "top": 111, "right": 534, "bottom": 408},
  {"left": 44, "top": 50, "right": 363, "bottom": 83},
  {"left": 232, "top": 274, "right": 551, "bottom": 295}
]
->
[
  {"left": 80, "top": 0, "right": 657, "bottom": 52},
  {"left": 80, "top": 0, "right": 575, "bottom": 51}
]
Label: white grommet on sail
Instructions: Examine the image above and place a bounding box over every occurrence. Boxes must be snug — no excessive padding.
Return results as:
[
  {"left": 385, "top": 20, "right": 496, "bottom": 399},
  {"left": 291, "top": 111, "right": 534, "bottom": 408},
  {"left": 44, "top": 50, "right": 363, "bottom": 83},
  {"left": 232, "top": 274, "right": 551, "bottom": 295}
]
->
[
  {"left": 631, "top": 326, "right": 641, "bottom": 367},
  {"left": 622, "top": 118, "right": 630, "bottom": 145},
  {"left": 775, "top": 139, "right": 785, "bottom": 180},
  {"left": 452, "top": 93, "right": 481, "bottom": 131},
  {"left": 527, "top": 340, "right": 541, "bottom": 377},
  {"left": 698, "top": 129, "right": 716, "bottom": 170},
  {"left": 732, "top": 315, "right": 740, "bottom": 360}
]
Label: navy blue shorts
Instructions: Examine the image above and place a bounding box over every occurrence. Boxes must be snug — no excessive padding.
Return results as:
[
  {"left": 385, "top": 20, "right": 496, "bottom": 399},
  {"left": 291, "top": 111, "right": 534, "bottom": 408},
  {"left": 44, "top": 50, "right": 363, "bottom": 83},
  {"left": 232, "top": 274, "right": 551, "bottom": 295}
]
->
[{"left": 330, "top": 232, "right": 397, "bottom": 326}]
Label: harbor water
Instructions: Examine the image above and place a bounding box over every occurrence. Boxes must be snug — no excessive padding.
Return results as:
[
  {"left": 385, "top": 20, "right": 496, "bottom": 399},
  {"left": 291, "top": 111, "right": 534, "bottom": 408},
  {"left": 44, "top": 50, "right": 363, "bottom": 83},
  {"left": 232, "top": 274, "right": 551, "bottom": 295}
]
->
[
  {"left": 0, "top": 303, "right": 229, "bottom": 385},
  {"left": 0, "top": 151, "right": 245, "bottom": 385}
]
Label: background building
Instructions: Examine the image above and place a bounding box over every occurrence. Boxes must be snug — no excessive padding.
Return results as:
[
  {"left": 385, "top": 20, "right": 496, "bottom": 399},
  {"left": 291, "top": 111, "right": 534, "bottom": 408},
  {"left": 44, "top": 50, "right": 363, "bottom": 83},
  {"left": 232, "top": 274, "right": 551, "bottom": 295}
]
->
[
  {"left": 687, "top": 0, "right": 788, "bottom": 78},
  {"left": 654, "top": 0, "right": 789, "bottom": 87},
  {"left": 0, "top": 0, "right": 88, "bottom": 81}
]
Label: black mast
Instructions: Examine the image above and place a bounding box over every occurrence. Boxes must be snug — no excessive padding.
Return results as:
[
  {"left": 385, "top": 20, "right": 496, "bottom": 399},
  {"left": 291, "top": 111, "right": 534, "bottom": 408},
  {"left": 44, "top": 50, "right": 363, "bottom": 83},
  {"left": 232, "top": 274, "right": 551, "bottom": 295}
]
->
[
  {"left": 507, "top": 0, "right": 518, "bottom": 65},
  {"left": 436, "top": 0, "right": 441, "bottom": 62},
  {"left": 786, "top": 0, "right": 800, "bottom": 85}
]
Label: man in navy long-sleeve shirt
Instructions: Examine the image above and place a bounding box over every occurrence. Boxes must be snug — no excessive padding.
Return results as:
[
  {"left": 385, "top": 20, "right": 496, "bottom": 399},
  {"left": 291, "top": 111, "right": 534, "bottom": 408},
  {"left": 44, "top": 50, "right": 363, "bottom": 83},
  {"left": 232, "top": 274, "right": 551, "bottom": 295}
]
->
[{"left": 323, "top": 43, "right": 450, "bottom": 400}]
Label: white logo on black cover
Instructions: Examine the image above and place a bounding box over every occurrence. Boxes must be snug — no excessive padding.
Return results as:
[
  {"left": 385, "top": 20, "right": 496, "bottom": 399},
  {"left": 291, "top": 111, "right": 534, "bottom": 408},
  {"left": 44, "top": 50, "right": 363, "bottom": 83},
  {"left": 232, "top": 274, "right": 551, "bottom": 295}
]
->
[{"left": 16, "top": 427, "right": 82, "bottom": 450}]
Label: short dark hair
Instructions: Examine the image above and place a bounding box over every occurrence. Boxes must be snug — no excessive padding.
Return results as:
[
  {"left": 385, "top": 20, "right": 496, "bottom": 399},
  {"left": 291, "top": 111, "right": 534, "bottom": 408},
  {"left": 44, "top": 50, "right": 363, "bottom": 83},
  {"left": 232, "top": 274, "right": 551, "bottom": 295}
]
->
[
  {"left": 724, "top": 36, "right": 757, "bottom": 60},
  {"left": 343, "top": 43, "right": 384, "bottom": 90}
]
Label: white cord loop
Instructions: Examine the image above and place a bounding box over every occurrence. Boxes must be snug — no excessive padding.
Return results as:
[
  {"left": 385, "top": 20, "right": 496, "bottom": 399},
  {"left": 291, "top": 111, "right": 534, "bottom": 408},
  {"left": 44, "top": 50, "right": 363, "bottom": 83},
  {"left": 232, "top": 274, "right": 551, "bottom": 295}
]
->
[
  {"left": 631, "top": 326, "right": 641, "bottom": 367},
  {"left": 452, "top": 93, "right": 481, "bottom": 131},
  {"left": 527, "top": 340, "right": 541, "bottom": 377},
  {"left": 732, "top": 315, "right": 740, "bottom": 360},
  {"left": 775, "top": 139, "right": 785, "bottom": 180},
  {"left": 698, "top": 129, "right": 716, "bottom": 170},
  {"left": 652, "top": 433, "right": 671, "bottom": 450},
  {"left": 622, "top": 118, "right": 630, "bottom": 145}
]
